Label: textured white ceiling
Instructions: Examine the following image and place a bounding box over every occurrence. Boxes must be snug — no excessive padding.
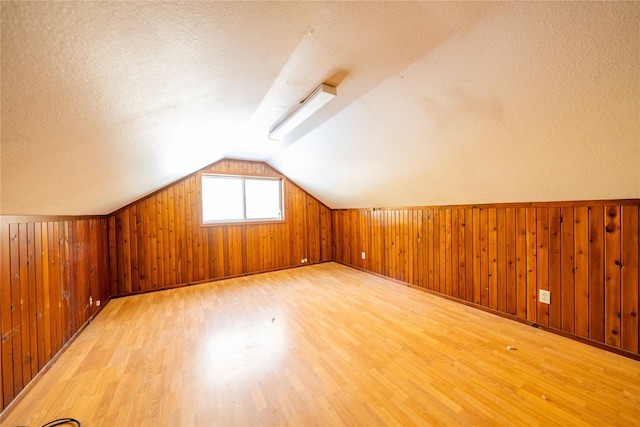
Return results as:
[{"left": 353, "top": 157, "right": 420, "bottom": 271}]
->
[{"left": 1, "top": 1, "right": 638, "bottom": 215}]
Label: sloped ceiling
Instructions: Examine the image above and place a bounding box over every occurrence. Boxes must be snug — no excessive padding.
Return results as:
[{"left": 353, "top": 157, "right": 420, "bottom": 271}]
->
[{"left": 1, "top": 1, "right": 638, "bottom": 215}]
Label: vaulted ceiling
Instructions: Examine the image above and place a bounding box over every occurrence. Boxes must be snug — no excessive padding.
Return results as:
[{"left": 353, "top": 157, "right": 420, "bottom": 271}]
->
[{"left": 2, "top": 1, "right": 638, "bottom": 215}]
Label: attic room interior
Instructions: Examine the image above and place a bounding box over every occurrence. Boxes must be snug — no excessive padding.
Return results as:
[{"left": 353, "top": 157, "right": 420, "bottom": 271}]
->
[{"left": 1, "top": 1, "right": 639, "bottom": 426}]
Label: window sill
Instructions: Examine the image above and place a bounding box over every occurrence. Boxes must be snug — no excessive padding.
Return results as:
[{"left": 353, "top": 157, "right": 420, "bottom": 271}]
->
[{"left": 200, "top": 219, "right": 286, "bottom": 227}]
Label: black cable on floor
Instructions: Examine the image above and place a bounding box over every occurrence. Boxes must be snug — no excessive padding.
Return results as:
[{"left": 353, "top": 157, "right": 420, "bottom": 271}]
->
[{"left": 40, "top": 418, "right": 81, "bottom": 427}]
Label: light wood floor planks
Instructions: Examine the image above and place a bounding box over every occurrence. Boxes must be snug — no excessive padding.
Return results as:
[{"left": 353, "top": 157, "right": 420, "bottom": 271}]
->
[{"left": 3, "top": 262, "right": 639, "bottom": 426}]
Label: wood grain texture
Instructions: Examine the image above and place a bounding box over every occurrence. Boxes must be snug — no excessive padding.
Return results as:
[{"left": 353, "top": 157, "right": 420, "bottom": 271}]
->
[
  {"left": 108, "top": 160, "right": 332, "bottom": 296},
  {"left": 621, "top": 206, "right": 639, "bottom": 353},
  {"left": 333, "top": 202, "right": 640, "bottom": 357},
  {"left": 3, "top": 263, "right": 639, "bottom": 427},
  {"left": 0, "top": 217, "right": 108, "bottom": 412}
]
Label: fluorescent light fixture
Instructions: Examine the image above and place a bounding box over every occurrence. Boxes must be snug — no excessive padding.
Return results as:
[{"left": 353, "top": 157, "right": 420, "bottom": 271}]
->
[{"left": 269, "top": 83, "right": 337, "bottom": 140}]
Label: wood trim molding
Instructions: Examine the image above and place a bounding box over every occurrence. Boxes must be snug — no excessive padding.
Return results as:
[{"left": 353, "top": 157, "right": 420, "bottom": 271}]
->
[
  {"left": 334, "top": 198, "right": 640, "bottom": 212},
  {"left": 1, "top": 214, "right": 107, "bottom": 224}
]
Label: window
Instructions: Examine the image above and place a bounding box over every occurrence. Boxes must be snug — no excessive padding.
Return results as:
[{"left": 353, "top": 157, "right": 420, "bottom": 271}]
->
[{"left": 201, "top": 174, "right": 283, "bottom": 224}]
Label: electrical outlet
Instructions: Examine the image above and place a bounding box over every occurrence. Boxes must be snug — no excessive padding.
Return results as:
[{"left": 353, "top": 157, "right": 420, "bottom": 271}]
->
[
  {"left": 539, "top": 289, "right": 551, "bottom": 304},
  {"left": 361, "top": 252, "right": 366, "bottom": 260},
  {"left": 96, "top": 300, "right": 101, "bottom": 307},
  {"left": 301, "top": 258, "right": 307, "bottom": 264}
]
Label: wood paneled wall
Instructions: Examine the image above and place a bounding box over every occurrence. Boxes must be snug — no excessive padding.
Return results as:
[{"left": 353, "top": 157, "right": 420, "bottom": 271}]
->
[
  {"left": 0, "top": 216, "right": 109, "bottom": 412},
  {"left": 108, "top": 159, "right": 332, "bottom": 296},
  {"left": 332, "top": 201, "right": 640, "bottom": 357}
]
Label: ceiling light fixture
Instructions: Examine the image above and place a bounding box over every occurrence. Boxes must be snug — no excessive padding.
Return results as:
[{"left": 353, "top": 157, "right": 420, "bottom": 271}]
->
[{"left": 268, "top": 83, "right": 337, "bottom": 141}]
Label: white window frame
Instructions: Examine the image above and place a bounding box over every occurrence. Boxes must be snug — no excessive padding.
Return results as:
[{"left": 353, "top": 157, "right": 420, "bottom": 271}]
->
[{"left": 200, "top": 173, "right": 284, "bottom": 225}]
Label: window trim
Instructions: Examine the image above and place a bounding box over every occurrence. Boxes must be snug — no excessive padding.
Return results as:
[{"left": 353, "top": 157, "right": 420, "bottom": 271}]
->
[{"left": 199, "top": 172, "right": 285, "bottom": 226}]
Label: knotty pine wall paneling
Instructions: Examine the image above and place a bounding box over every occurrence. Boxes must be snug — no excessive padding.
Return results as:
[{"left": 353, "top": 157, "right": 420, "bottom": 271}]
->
[
  {"left": 332, "top": 201, "right": 640, "bottom": 358},
  {"left": 0, "top": 216, "right": 109, "bottom": 412},
  {"left": 108, "top": 160, "right": 332, "bottom": 296}
]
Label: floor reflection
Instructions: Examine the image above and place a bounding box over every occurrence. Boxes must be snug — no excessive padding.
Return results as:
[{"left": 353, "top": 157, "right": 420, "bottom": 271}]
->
[{"left": 202, "top": 314, "right": 287, "bottom": 379}]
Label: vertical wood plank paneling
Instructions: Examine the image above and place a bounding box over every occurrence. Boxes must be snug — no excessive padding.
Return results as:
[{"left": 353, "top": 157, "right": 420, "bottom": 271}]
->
[
  {"left": 183, "top": 185, "right": 193, "bottom": 283},
  {"left": 0, "top": 215, "right": 109, "bottom": 413},
  {"left": 136, "top": 203, "right": 146, "bottom": 291},
  {"left": 141, "top": 198, "right": 152, "bottom": 290},
  {"left": 149, "top": 195, "right": 159, "bottom": 288},
  {"left": 386, "top": 210, "right": 393, "bottom": 280},
  {"left": 18, "top": 223, "right": 32, "bottom": 387},
  {"left": 472, "top": 209, "right": 481, "bottom": 305},
  {"left": 419, "top": 210, "right": 426, "bottom": 288},
  {"left": 213, "top": 227, "right": 224, "bottom": 278},
  {"left": 548, "top": 207, "right": 562, "bottom": 330},
  {"left": 433, "top": 210, "right": 441, "bottom": 293},
  {"left": 450, "top": 209, "right": 459, "bottom": 297},
  {"left": 405, "top": 210, "right": 411, "bottom": 285},
  {"left": 515, "top": 208, "right": 528, "bottom": 320},
  {"left": 174, "top": 182, "right": 184, "bottom": 285},
  {"left": 69, "top": 223, "right": 80, "bottom": 340},
  {"left": 100, "top": 219, "right": 110, "bottom": 304},
  {"left": 122, "top": 208, "right": 132, "bottom": 294},
  {"left": 167, "top": 187, "right": 177, "bottom": 287},
  {"left": 536, "top": 208, "right": 550, "bottom": 326},
  {"left": 488, "top": 208, "right": 498, "bottom": 310},
  {"left": 9, "top": 223, "right": 22, "bottom": 397},
  {"left": 307, "top": 198, "right": 320, "bottom": 264},
  {"left": 107, "top": 216, "right": 117, "bottom": 296},
  {"left": 443, "top": 209, "right": 451, "bottom": 296},
  {"left": 560, "top": 207, "right": 576, "bottom": 334},
  {"left": 480, "top": 208, "right": 489, "bottom": 307},
  {"left": 3, "top": 193, "right": 640, "bottom": 413},
  {"left": 107, "top": 160, "right": 332, "bottom": 296},
  {"left": 162, "top": 191, "right": 173, "bottom": 285},
  {"left": 129, "top": 206, "right": 139, "bottom": 293},
  {"left": 464, "top": 209, "right": 474, "bottom": 303},
  {"left": 427, "top": 210, "right": 434, "bottom": 291},
  {"left": 526, "top": 208, "right": 537, "bottom": 323},
  {"left": 496, "top": 208, "right": 507, "bottom": 313},
  {"left": 604, "top": 206, "right": 621, "bottom": 348},
  {"left": 48, "top": 222, "right": 61, "bottom": 357},
  {"left": 366, "top": 210, "right": 373, "bottom": 273},
  {"left": 39, "top": 223, "right": 51, "bottom": 366},
  {"left": 335, "top": 212, "right": 343, "bottom": 268},
  {"left": 60, "top": 223, "right": 71, "bottom": 345},
  {"left": 88, "top": 220, "right": 98, "bottom": 318},
  {"left": 321, "top": 207, "right": 332, "bottom": 263},
  {"left": 396, "top": 210, "right": 403, "bottom": 282},
  {"left": 574, "top": 207, "right": 590, "bottom": 338},
  {"left": 26, "top": 223, "right": 38, "bottom": 380},
  {"left": 621, "top": 205, "right": 639, "bottom": 353},
  {"left": 589, "top": 206, "right": 605, "bottom": 343},
  {"left": 1, "top": 223, "right": 14, "bottom": 407},
  {"left": 457, "top": 210, "right": 467, "bottom": 299},
  {"left": 114, "top": 213, "right": 124, "bottom": 294},
  {"left": 505, "top": 208, "right": 517, "bottom": 316}
]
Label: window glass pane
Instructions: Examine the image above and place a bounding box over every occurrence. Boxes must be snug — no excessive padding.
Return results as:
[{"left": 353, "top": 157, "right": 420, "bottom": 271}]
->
[
  {"left": 245, "top": 179, "right": 281, "bottom": 220},
  {"left": 202, "top": 176, "right": 244, "bottom": 222}
]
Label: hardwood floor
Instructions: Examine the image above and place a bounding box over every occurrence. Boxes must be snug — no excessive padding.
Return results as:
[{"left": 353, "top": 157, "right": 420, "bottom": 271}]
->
[{"left": 3, "top": 262, "right": 639, "bottom": 426}]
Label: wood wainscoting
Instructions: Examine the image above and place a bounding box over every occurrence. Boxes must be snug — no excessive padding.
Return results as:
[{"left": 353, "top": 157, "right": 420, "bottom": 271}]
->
[
  {"left": 107, "top": 159, "right": 333, "bottom": 296},
  {"left": 0, "top": 216, "right": 109, "bottom": 412},
  {"left": 332, "top": 201, "right": 640, "bottom": 358}
]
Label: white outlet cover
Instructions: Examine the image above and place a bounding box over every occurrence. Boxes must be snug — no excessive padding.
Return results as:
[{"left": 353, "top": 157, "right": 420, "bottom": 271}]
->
[
  {"left": 539, "top": 290, "right": 551, "bottom": 304},
  {"left": 361, "top": 252, "right": 366, "bottom": 259}
]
